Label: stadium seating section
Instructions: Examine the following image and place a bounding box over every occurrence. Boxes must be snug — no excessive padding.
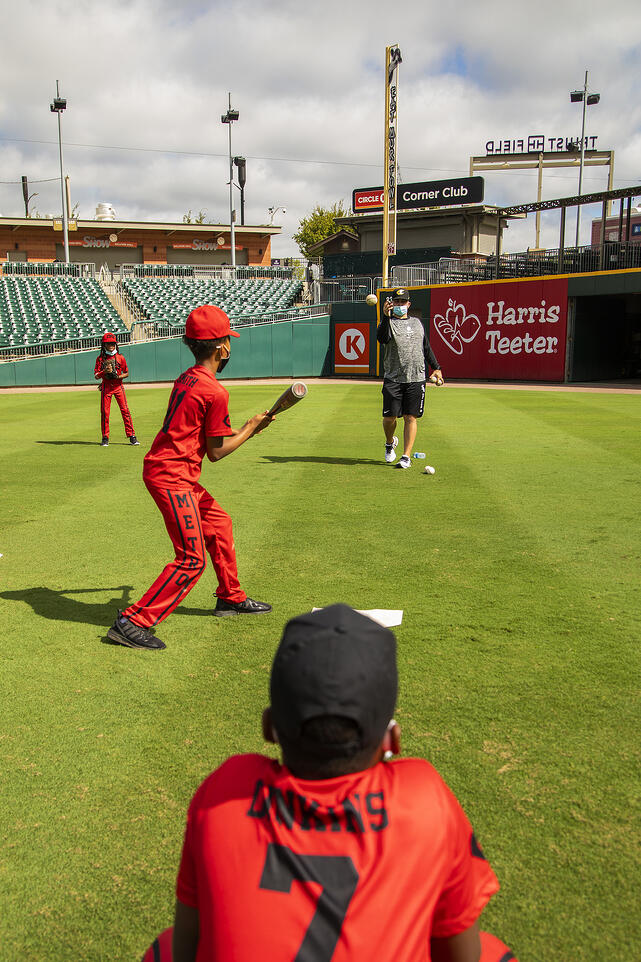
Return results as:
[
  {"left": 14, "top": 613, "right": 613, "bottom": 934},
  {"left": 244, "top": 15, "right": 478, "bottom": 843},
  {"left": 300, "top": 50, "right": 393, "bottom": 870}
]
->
[
  {"left": 0, "top": 276, "right": 126, "bottom": 348},
  {"left": 122, "top": 277, "right": 303, "bottom": 326}
]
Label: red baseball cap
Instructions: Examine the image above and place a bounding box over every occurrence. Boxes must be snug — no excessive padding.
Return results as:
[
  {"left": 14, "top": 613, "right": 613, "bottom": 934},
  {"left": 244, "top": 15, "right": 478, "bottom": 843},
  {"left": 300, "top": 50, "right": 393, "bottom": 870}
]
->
[
  {"left": 102, "top": 332, "right": 117, "bottom": 343},
  {"left": 185, "top": 305, "right": 240, "bottom": 340}
]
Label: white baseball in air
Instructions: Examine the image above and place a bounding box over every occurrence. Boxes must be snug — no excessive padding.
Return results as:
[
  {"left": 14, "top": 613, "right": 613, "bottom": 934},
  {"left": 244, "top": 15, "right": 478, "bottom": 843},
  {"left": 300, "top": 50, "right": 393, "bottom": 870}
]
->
[
  {"left": 424, "top": 465, "right": 436, "bottom": 475},
  {"left": 365, "top": 294, "right": 378, "bottom": 306}
]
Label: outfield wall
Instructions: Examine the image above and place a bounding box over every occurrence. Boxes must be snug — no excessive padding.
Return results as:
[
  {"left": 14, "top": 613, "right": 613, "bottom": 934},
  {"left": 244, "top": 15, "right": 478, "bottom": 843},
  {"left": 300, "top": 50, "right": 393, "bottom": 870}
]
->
[{"left": 0, "top": 317, "right": 331, "bottom": 388}]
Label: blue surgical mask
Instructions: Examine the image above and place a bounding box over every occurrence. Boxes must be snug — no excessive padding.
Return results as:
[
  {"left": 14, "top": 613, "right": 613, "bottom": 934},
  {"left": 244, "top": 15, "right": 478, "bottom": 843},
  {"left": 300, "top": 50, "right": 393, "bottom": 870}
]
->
[{"left": 392, "top": 304, "right": 408, "bottom": 318}]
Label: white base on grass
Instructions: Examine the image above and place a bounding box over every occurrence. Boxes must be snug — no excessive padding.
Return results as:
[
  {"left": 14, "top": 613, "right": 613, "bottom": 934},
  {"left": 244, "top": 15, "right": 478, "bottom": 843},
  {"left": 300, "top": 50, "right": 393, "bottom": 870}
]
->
[{"left": 313, "top": 608, "right": 403, "bottom": 628}]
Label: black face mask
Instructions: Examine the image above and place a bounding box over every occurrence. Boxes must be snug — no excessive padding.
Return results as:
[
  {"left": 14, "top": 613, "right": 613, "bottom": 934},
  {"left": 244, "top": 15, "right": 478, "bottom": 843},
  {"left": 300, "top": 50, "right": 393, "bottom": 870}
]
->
[{"left": 218, "top": 353, "right": 230, "bottom": 372}]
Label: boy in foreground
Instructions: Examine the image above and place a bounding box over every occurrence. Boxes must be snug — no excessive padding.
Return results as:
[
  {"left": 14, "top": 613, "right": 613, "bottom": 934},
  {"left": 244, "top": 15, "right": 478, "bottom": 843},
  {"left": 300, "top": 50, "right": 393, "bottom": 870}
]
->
[
  {"left": 106, "top": 305, "right": 272, "bottom": 652},
  {"left": 173, "top": 604, "right": 500, "bottom": 961}
]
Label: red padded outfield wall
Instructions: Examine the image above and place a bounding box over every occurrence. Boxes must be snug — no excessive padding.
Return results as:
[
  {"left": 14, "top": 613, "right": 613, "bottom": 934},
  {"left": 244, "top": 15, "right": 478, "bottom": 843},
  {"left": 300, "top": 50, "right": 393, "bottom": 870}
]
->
[{"left": 429, "top": 277, "right": 568, "bottom": 381}]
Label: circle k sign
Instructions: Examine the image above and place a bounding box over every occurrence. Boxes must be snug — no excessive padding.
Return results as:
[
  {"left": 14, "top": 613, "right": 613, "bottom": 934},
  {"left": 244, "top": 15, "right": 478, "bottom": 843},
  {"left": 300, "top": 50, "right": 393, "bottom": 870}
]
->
[{"left": 334, "top": 322, "right": 370, "bottom": 373}]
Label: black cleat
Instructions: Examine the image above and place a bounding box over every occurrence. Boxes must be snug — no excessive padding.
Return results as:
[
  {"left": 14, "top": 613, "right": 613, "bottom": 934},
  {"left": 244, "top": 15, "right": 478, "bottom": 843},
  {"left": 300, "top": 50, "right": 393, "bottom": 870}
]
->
[
  {"left": 213, "top": 597, "right": 272, "bottom": 617},
  {"left": 100, "top": 436, "right": 109, "bottom": 446},
  {"left": 106, "top": 612, "right": 166, "bottom": 650},
  {"left": 129, "top": 435, "right": 140, "bottom": 445}
]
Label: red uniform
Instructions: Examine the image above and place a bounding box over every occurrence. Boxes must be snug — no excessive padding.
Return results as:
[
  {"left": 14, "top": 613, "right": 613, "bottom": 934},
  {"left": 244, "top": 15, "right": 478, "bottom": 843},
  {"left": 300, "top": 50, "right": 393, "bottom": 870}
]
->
[
  {"left": 94, "top": 351, "right": 135, "bottom": 439},
  {"left": 176, "top": 753, "right": 499, "bottom": 961},
  {"left": 121, "top": 365, "right": 246, "bottom": 629}
]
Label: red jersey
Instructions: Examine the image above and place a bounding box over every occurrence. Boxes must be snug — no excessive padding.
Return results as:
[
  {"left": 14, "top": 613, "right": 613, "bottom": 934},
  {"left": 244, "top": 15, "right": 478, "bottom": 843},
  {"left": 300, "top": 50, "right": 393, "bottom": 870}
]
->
[
  {"left": 143, "top": 366, "right": 233, "bottom": 487},
  {"left": 176, "top": 754, "right": 499, "bottom": 961},
  {"left": 94, "top": 352, "right": 128, "bottom": 394}
]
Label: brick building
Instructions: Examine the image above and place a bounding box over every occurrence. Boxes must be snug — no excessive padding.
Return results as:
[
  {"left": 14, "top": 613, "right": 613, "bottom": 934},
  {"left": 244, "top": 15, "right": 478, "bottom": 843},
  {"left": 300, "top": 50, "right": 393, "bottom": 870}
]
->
[{"left": 0, "top": 217, "right": 282, "bottom": 273}]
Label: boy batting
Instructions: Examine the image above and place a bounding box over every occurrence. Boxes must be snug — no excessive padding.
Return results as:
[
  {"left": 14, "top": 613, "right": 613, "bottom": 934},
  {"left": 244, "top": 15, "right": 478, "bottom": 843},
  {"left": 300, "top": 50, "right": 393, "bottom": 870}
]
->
[{"left": 106, "top": 305, "right": 272, "bottom": 652}]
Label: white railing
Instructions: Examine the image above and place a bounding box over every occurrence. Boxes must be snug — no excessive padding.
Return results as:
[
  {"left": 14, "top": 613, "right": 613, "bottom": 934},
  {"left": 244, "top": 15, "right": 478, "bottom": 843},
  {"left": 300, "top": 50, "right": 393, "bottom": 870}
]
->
[{"left": 118, "top": 263, "right": 298, "bottom": 281}]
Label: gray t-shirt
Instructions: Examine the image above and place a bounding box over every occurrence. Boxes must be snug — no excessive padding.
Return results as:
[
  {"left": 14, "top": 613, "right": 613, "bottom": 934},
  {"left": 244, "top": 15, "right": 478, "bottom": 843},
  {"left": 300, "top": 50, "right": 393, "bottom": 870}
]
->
[{"left": 383, "top": 315, "right": 426, "bottom": 383}]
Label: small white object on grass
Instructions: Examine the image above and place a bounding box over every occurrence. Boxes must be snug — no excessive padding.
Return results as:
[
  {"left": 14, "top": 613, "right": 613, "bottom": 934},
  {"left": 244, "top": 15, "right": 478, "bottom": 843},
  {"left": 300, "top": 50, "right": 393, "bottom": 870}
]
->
[
  {"left": 313, "top": 607, "right": 403, "bottom": 628},
  {"left": 365, "top": 293, "right": 378, "bottom": 306},
  {"left": 423, "top": 465, "right": 436, "bottom": 475}
]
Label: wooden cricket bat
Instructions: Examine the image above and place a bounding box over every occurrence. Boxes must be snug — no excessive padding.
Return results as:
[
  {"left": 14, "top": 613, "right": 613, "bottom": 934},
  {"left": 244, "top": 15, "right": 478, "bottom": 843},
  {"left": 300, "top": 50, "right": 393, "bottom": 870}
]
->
[{"left": 268, "top": 381, "right": 308, "bottom": 416}]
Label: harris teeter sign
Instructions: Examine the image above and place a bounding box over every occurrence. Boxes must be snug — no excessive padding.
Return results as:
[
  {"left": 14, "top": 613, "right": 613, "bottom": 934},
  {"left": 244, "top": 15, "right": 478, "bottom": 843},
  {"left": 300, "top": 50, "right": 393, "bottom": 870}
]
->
[{"left": 353, "top": 176, "right": 484, "bottom": 212}]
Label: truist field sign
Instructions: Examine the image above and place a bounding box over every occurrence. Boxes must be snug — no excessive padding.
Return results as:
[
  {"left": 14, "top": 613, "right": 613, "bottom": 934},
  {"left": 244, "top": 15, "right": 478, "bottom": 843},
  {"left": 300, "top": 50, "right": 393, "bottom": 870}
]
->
[{"left": 430, "top": 277, "right": 568, "bottom": 381}]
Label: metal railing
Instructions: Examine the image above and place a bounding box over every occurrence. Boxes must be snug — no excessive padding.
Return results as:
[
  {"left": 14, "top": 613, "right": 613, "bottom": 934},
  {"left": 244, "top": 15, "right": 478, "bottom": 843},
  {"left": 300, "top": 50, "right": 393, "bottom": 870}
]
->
[
  {"left": 118, "top": 263, "right": 298, "bottom": 281},
  {"left": 314, "top": 277, "right": 374, "bottom": 302},
  {"left": 1, "top": 261, "right": 96, "bottom": 278},
  {"left": 0, "top": 329, "right": 130, "bottom": 360},
  {"left": 129, "top": 304, "right": 331, "bottom": 343}
]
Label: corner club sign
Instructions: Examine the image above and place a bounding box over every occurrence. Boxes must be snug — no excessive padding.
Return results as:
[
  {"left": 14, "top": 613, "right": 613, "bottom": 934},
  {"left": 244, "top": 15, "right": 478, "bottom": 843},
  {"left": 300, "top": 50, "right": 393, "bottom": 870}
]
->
[
  {"left": 430, "top": 277, "right": 568, "bottom": 381},
  {"left": 353, "top": 177, "right": 484, "bottom": 212},
  {"left": 334, "top": 323, "right": 370, "bottom": 374}
]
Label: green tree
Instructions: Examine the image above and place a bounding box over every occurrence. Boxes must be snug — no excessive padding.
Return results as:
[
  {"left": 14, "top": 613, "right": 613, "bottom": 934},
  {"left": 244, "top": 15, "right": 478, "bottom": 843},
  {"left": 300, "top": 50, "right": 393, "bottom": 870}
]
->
[
  {"left": 182, "top": 209, "right": 211, "bottom": 224},
  {"left": 293, "top": 202, "right": 356, "bottom": 259}
]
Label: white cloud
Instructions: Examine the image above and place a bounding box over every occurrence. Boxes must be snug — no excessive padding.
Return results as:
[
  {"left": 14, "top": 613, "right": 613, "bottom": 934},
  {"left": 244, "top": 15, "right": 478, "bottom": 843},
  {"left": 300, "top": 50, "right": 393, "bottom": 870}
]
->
[{"left": 0, "top": 0, "right": 639, "bottom": 256}]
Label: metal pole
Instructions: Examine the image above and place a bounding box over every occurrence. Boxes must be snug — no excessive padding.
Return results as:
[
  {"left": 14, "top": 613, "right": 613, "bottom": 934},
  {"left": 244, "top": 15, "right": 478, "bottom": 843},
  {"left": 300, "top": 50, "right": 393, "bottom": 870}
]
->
[
  {"left": 535, "top": 153, "right": 543, "bottom": 249},
  {"left": 575, "top": 70, "right": 588, "bottom": 247},
  {"left": 56, "top": 81, "right": 69, "bottom": 264},
  {"left": 227, "top": 94, "right": 236, "bottom": 269},
  {"left": 558, "top": 206, "right": 566, "bottom": 273}
]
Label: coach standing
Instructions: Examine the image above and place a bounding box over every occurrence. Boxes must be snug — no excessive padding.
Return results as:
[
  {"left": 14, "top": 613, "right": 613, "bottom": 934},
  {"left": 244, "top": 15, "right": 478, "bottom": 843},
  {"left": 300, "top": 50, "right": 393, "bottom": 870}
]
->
[{"left": 377, "top": 288, "right": 443, "bottom": 469}]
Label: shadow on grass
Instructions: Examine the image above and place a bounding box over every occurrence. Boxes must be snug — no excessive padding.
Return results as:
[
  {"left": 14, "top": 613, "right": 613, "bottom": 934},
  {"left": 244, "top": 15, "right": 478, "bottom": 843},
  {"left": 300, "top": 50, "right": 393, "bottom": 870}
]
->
[
  {"left": 0, "top": 585, "right": 134, "bottom": 626},
  {"left": 262, "top": 455, "right": 384, "bottom": 466},
  {"left": 36, "top": 441, "right": 132, "bottom": 446}
]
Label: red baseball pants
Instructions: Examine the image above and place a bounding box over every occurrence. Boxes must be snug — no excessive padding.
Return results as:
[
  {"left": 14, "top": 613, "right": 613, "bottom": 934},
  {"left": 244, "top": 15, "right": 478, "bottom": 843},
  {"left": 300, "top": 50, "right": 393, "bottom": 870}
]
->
[
  {"left": 122, "top": 481, "right": 246, "bottom": 628},
  {"left": 101, "top": 384, "right": 134, "bottom": 438}
]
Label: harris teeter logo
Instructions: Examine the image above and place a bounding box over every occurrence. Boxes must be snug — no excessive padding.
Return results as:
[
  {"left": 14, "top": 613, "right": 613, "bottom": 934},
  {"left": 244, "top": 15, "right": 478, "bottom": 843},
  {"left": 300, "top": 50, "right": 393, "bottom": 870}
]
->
[
  {"left": 433, "top": 296, "right": 561, "bottom": 356},
  {"left": 433, "top": 299, "right": 481, "bottom": 355}
]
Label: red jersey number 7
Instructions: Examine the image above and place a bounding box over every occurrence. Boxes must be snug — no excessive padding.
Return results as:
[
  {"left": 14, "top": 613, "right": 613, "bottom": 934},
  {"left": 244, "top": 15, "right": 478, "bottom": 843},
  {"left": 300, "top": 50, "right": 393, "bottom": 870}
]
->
[
  {"left": 259, "top": 843, "right": 359, "bottom": 961},
  {"left": 162, "top": 388, "right": 186, "bottom": 434}
]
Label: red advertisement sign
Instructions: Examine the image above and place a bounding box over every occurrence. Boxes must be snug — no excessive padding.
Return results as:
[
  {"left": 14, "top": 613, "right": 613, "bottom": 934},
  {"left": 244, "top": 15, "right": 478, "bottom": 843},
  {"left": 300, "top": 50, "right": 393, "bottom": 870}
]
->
[
  {"left": 429, "top": 277, "right": 568, "bottom": 381},
  {"left": 334, "top": 322, "right": 370, "bottom": 373},
  {"left": 353, "top": 188, "right": 385, "bottom": 212}
]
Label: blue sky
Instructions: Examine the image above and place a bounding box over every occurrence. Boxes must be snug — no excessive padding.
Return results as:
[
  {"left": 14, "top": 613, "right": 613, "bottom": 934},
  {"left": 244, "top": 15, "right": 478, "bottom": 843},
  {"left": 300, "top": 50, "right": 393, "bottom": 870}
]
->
[{"left": 0, "top": 0, "right": 639, "bottom": 256}]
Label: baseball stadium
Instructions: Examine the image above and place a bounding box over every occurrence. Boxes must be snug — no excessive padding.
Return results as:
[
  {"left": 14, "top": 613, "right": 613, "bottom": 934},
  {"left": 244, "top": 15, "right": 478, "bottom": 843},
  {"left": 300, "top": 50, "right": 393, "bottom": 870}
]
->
[{"left": 2, "top": 38, "right": 641, "bottom": 962}]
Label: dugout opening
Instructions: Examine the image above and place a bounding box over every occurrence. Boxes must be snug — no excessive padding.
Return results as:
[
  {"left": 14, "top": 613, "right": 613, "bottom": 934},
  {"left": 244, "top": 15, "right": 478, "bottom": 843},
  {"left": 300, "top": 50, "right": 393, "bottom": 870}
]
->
[{"left": 569, "top": 292, "right": 641, "bottom": 381}]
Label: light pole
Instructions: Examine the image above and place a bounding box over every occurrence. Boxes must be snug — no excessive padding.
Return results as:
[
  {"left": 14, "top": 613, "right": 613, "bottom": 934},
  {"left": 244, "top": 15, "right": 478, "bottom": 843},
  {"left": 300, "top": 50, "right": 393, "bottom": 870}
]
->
[
  {"left": 221, "top": 94, "right": 239, "bottom": 268},
  {"left": 570, "top": 71, "right": 600, "bottom": 247},
  {"left": 50, "top": 80, "right": 69, "bottom": 263},
  {"left": 268, "top": 206, "right": 287, "bottom": 224}
]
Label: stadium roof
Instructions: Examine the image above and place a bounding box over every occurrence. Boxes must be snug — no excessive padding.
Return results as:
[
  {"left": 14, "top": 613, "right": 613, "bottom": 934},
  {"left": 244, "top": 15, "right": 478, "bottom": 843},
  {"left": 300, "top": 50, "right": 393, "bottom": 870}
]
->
[{"left": 0, "top": 216, "right": 282, "bottom": 235}]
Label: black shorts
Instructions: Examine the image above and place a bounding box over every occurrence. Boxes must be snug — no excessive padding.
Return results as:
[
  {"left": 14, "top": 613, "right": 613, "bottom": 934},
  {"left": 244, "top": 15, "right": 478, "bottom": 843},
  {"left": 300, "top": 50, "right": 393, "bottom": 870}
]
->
[{"left": 382, "top": 379, "right": 426, "bottom": 419}]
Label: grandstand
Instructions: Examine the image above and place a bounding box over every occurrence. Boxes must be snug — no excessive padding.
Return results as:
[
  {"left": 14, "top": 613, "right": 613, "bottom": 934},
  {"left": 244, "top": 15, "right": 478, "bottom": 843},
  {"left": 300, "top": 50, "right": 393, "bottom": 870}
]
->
[
  {"left": 121, "top": 276, "right": 303, "bottom": 327},
  {"left": 0, "top": 275, "right": 126, "bottom": 349}
]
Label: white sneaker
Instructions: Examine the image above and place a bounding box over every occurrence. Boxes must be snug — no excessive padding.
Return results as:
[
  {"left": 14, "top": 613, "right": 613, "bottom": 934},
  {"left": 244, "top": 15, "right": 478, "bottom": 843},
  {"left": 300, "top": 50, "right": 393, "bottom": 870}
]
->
[
  {"left": 396, "top": 455, "right": 411, "bottom": 469},
  {"left": 385, "top": 436, "right": 398, "bottom": 463}
]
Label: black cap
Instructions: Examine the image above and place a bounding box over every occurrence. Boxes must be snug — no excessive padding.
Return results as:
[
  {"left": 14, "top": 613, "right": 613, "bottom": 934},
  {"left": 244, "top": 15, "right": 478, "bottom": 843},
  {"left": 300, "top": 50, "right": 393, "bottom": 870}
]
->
[
  {"left": 270, "top": 604, "right": 398, "bottom": 758},
  {"left": 393, "top": 288, "right": 410, "bottom": 300}
]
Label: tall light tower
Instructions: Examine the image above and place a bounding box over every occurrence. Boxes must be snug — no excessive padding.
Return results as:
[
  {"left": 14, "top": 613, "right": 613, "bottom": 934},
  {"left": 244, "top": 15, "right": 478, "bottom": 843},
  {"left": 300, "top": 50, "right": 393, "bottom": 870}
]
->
[
  {"left": 50, "top": 80, "right": 69, "bottom": 264},
  {"left": 570, "top": 71, "right": 600, "bottom": 247},
  {"left": 221, "top": 94, "right": 239, "bottom": 268}
]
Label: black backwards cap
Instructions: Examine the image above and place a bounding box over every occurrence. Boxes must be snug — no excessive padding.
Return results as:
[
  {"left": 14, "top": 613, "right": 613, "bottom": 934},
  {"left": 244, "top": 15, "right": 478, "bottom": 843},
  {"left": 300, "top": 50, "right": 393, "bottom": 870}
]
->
[{"left": 270, "top": 604, "right": 398, "bottom": 759}]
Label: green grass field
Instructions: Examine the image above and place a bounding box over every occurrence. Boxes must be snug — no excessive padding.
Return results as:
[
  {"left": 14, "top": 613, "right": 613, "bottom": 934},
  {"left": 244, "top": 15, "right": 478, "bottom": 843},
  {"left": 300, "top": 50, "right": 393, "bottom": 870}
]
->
[{"left": 1, "top": 381, "right": 640, "bottom": 961}]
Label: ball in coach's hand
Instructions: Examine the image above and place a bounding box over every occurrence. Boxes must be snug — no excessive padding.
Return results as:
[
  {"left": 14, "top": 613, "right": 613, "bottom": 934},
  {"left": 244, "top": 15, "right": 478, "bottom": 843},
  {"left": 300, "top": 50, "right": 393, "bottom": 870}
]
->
[{"left": 365, "top": 293, "right": 378, "bottom": 306}]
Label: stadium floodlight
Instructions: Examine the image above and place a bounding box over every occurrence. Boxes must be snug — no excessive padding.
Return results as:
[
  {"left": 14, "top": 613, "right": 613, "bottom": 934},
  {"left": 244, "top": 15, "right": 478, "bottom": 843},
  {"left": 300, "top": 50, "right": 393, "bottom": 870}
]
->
[
  {"left": 221, "top": 95, "right": 239, "bottom": 267},
  {"left": 268, "top": 206, "right": 286, "bottom": 224},
  {"left": 50, "top": 81, "right": 69, "bottom": 264},
  {"left": 570, "top": 71, "right": 600, "bottom": 246}
]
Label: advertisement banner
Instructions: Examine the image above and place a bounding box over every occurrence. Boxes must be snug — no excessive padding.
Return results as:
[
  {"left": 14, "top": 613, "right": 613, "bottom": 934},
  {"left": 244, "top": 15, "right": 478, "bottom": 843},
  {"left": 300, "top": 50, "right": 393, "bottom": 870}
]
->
[
  {"left": 429, "top": 277, "right": 568, "bottom": 381},
  {"left": 334, "top": 322, "right": 370, "bottom": 374},
  {"left": 353, "top": 177, "right": 484, "bottom": 213}
]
